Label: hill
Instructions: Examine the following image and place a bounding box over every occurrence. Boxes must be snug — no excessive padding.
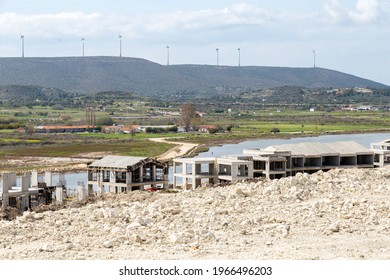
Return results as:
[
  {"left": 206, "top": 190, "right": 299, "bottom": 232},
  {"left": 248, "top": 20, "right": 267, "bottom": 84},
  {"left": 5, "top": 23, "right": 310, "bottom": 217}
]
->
[{"left": 0, "top": 56, "right": 387, "bottom": 98}]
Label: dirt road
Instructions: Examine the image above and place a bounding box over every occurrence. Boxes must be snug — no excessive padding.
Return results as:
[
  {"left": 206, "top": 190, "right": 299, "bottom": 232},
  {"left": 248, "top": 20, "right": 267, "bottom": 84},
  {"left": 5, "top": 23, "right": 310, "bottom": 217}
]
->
[{"left": 148, "top": 137, "right": 199, "bottom": 161}]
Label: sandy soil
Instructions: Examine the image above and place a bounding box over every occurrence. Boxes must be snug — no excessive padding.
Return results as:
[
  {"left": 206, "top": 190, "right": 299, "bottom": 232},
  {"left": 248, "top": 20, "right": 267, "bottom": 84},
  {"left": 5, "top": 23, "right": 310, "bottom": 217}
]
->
[{"left": 148, "top": 138, "right": 199, "bottom": 161}]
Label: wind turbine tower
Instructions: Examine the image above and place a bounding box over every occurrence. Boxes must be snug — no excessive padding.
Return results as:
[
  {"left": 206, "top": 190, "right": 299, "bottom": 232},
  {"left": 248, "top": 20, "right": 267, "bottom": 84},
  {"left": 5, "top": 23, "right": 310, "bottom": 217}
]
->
[
  {"left": 238, "top": 48, "right": 241, "bottom": 66},
  {"left": 166, "top": 45, "right": 169, "bottom": 66},
  {"left": 21, "top": 35, "right": 25, "bottom": 58},
  {"left": 118, "top": 34, "right": 122, "bottom": 57},
  {"left": 313, "top": 50, "right": 316, "bottom": 68},
  {"left": 81, "top": 37, "right": 85, "bottom": 57}
]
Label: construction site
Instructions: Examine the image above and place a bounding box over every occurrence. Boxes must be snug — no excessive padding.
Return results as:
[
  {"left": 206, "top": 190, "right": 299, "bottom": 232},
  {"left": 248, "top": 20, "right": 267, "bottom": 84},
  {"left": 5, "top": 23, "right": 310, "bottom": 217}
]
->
[{"left": 1, "top": 139, "right": 390, "bottom": 213}]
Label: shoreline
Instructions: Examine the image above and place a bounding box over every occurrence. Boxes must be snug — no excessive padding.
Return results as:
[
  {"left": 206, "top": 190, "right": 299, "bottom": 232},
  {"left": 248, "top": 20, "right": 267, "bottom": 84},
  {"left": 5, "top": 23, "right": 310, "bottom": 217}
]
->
[
  {"left": 189, "top": 129, "right": 390, "bottom": 157},
  {"left": 1, "top": 129, "right": 390, "bottom": 173}
]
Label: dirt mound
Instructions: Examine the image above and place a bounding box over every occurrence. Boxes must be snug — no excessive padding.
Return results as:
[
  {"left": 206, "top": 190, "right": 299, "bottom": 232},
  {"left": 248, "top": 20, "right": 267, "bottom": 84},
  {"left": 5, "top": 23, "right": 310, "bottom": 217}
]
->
[{"left": 1, "top": 167, "right": 390, "bottom": 260}]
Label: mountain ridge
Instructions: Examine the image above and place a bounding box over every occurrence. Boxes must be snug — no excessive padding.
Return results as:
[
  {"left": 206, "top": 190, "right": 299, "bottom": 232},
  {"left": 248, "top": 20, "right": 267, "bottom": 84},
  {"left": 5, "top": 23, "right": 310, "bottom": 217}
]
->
[{"left": 0, "top": 56, "right": 387, "bottom": 96}]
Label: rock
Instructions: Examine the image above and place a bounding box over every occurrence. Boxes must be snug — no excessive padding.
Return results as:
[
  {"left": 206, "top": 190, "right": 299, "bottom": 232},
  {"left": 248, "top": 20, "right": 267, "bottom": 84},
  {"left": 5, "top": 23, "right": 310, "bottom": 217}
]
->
[
  {"left": 127, "top": 222, "right": 142, "bottom": 229},
  {"left": 33, "top": 213, "right": 44, "bottom": 220},
  {"left": 132, "top": 235, "right": 142, "bottom": 243},
  {"left": 40, "top": 243, "right": 55, "bottom": 252},
  {"left": 328, "top": 223, "right": 340, "bottom": 233},
  {"left": 103, "top": 240, "right": 114, "bottom": 248}
]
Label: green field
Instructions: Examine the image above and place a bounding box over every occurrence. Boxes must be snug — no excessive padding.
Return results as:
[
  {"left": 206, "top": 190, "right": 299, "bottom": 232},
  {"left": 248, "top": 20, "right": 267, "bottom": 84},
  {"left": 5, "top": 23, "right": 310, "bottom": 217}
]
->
[{"left": 1, "top": 105, "right": 390, "bottom": 162}]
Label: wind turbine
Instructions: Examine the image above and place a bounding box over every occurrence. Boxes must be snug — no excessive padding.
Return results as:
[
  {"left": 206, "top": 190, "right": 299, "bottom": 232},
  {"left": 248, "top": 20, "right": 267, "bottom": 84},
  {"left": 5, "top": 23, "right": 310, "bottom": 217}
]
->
[
  {"left": 238, "top": 48, "right": 241, "bottom": 67},
  {"left": 313, "top": 50, "right": 316, "bottom": 68},
  {"left": 118, "top": 34, "right": 122, "bottom": 57},
  {"left": 166, "top": 45, "right": 169, "bottom": 66},
  {"left": 21, "top": 35, "right": 25, "bottom": 58},
  {"left": 216, "top": 48, "right": 219, "bottom": 66},
  {"left": 81, "top": 37, "right": 85, "bottom": 57}
]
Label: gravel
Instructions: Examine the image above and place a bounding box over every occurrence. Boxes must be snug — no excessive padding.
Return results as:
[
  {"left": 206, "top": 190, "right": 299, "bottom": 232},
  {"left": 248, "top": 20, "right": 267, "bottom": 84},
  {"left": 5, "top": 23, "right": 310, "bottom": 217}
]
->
[{"left": 1, "top": 167, "right": 390, "bottom": 260}]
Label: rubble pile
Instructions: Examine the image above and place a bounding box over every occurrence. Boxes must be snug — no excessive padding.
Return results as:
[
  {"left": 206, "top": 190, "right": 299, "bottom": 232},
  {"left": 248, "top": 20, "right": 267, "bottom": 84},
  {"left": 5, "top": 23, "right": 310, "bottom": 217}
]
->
[{"left": 1, "top": 167, "right": 390, "bottom": 259}]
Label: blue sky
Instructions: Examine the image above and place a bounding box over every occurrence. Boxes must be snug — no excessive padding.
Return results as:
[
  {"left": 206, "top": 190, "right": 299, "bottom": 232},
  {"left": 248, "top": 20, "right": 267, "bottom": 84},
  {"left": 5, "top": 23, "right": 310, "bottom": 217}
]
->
[{"left": 0, "top": 0, "right": 389, "bottom": 85}]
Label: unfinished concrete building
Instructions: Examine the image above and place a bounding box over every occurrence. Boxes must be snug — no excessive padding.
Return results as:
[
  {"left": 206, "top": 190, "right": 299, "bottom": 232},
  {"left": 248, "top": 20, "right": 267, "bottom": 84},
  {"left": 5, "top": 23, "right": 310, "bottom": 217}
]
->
[
  {"left": 173, "top": 157, "right": 253, "bottom": 189},
  {"left": 173, "top": 141, "right": 376, "bottom": 188},
  {"left": 173, "top": 158, "right": 217, "bottom": 190},
  {"left": 87, "top": 156, "right": 169, "bottom": 193},
  {"left": 243, "top": 141, "right": 374, "bottom": 179},
  {"left": 0, "top": 171, "right": 66, "bottom": 211},
  {"left": 370, "top": 139, "right": 390, "bottom": 167}
]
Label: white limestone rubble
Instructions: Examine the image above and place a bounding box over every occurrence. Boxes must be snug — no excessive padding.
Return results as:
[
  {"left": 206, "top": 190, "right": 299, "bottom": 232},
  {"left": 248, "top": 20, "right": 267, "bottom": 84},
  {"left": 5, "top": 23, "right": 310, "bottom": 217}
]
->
[{"left": 1, "top": 167, "right": 390, "bottom": 259}]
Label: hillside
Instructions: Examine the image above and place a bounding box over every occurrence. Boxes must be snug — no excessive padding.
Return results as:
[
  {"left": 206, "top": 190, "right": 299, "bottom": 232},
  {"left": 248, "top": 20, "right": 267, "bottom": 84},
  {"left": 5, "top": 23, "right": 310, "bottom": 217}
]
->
[{"left": 0, "top": 56, "right": 387, "bottom": 98}]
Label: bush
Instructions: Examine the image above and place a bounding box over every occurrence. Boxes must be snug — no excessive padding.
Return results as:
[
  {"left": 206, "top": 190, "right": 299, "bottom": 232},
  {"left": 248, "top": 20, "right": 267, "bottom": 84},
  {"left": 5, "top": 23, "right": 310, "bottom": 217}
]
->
[
  {"left": 52, "top": 104, "right": 64, "bottom": 110},
  {"left": 97, "top": 117, "right": 114, "bottom": 126},
  {"left": 270, "top": 127, "right": 280, "bottom": 134}
]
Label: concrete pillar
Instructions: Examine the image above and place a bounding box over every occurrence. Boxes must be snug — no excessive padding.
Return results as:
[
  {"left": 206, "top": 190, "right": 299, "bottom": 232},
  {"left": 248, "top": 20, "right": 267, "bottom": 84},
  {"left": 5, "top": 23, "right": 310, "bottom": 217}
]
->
[
  {"left": 21, "top": 173, "right": 30, "bottom": 192},
  {"left": 110, "top": 170, "right": 116, "bottom": 183},
  {"left": 20, "top": 173, "right": 30, "bottom": 211},
  {"left": 126, "top": 171, "right": 132, "bottom": 185},
  {"left": 95, "top": 171, "right": 103, "bottom": 196},
  {"left": 8, "top": 173, "right": 17, "bottom": 187},
  {"left": 173, "top": 174, "right": 177, "bottom": 189},
  {"left": 183, "top": 162, "right": 187, "bottom": 175},
  {"left": 266, "top": 160, "right": 271, "bottom": 179},
  {"left": 77, "top": 183, "right": 86, "bottom": 201},
  {"left": 248, "top": 163, "right": 254, "bottom": 178},
  {"left": 56, "top": 186, "right": 63, "bottom": 205},
  {"left": 45, "top": 172, "right": 52, "bottom": 186},
  {"left": 209, "top": 163, "right": 214, "bottom": 175},
  {"left": 99, "top": 186, "right": 105, "bottom": 195},
  {"left": 231, "top": 163, "right": 238, "bottom": 178},
  {"left": 2, "top": 173, "right": 10, "bottom": 208},
  {"left": 152, "top": 166, "right": 157, "bottom": 181},
  {"left": 139, "top": 167, "right": 144, "bottom": 183},
  {"left": 31, "top": 170, "right": 39, "bottom": 187}
]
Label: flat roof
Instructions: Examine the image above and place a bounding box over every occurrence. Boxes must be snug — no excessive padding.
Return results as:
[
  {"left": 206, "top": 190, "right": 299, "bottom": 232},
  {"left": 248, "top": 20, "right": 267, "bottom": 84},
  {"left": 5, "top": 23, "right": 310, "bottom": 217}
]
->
[
  {"left": 88, "top": 156, "right": 148, "bottom": 169},
  {"left": 266, "top": 141, "right": 371, "bottom": 156},
  {"left": 174, "top": 157, "right": 217, "bottom": 164}
]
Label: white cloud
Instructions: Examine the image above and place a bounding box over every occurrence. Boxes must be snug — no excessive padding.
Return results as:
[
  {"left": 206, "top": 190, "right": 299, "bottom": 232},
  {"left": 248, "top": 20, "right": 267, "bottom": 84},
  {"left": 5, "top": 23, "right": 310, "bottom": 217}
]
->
[
  {"left": 349, "top": 0, "right": 379, "bottom": 22},
  {"left": 323, "top": 0, "right": 380, "bottom": 23}
]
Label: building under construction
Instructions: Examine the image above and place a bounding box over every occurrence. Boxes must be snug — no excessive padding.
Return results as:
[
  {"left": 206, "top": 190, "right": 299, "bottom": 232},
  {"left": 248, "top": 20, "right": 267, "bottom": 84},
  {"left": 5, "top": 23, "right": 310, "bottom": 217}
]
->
[
  {"left": 0, "top": 171, "right": 67, "bottom": 212},
  {"left": 87, "top": 156, "right": 169, "bottom": 193},
  {"left": 173, "top": 140, "right": 382, "bottom": 189}
]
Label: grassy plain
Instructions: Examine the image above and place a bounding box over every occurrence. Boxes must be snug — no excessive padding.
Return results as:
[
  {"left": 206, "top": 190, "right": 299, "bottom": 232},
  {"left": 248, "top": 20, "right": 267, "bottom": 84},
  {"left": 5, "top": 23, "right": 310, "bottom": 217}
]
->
[{"left": 1, "top": 106, "right": 390, "bottom": 164}]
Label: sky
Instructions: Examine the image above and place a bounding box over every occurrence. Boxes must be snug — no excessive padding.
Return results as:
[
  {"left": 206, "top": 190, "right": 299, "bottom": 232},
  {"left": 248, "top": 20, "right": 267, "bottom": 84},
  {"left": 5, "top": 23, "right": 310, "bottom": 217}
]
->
[{"left": 0, "top": 0, "right": 389, "bottom": 85}]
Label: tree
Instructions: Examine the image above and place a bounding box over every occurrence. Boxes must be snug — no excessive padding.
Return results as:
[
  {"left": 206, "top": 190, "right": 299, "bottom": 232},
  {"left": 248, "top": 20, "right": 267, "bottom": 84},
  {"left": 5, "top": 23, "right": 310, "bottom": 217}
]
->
[
  {"left": 270, "top": 127, "right": 280, "bottom": 134},
  {"left": 97, "top": 117, "right": 114, "bottom": 126},
  {"left": 180, "top": 103, "right": 197, "bottom": 131}
]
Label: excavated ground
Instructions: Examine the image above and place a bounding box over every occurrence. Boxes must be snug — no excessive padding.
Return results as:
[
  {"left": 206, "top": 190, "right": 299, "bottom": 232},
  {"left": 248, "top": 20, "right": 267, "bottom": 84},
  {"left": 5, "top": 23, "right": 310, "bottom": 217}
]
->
[{"left": 1, "top": 167, "right": 390, "bottom": 260}]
